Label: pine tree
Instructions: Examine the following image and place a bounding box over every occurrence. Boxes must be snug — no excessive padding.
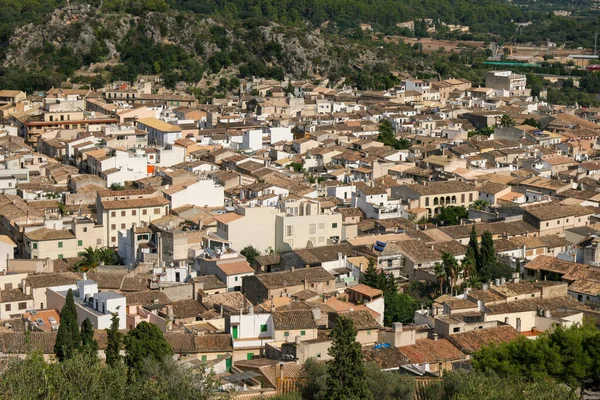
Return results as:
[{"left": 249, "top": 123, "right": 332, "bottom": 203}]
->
[
  {"left": 326, "top": 316, "right": 373, "bottom": 400},
  {"left": 479, "top": 230, "right": 496, "bottom": 281},
  {"left": 54, "top": 289, "right": 81, "bottom": 362},
  {"left": 105, "top": 312, "right": 123, "bottom": 367},
  {"left": 80, "top": 318, "right": 99, "bottom": 356}
]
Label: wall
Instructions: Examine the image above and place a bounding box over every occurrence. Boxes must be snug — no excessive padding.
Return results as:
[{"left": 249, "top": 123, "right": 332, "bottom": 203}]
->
[{"left": 160, "top": 284, "right": 194, "bottom": 301}]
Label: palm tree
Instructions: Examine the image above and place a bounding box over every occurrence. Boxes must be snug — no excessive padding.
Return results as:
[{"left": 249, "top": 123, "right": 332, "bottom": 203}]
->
[
  {"left": 434, "top": 262, "right": 447, "bottom": 295},
  {"left": 465, "top": 274, "right": 482, "bottom": 290},
  {"left": 75, "top": 247, "right": 103, "bottom": 273},
  {"left": 442, "top": 252, "right": 461, "bottom": 292},
  {"left": 471, "top": 199, "right": 490, "bottom": 211},
  {"left": 500, "top": 114, "right": 515, "bottom": 127},
  {"left": 461, "top": 255, "right": 476, "bottom": 280}
]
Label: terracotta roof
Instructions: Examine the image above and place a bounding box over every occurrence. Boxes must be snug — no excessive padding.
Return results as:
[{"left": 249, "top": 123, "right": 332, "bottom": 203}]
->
[
  {"left": 255, "top": 267, "right": 334, "bottom": 289},
  {"left": 172, "top": 299, "right": 207, "bottom": 319},
  {"left": 522, "top": 202, "right": 594, "bottom": 221},
  {"left": 399, "top": 338, "right": 466, "bottom": 363},
  {"left": 194, "top": 275, "right": 227, "bottom": 291},
  {"left": 166, "top": 333, "right": 232, "bottom": 353},
  {"left": 100, "top": 196, "right": 169, "bottom": 210},
  {"left": 213, "top": 212, "right": 244, "bottom": 224},
  {"left": 363, "top": 345, "right": 412, "bottom": 369},
  {"left": 0, "top": 289, "right": 32, "bottom": 303},
  {"left": 332, "top": 310, "right": 381, "bottom": 330},
  {"left": 123, "top": 290, "right": 171, "bottom": 306},
  {"left": 25, "top": 228, "right": 75, "bottom": 241},
  {"left": 485, "top": 296, "right": 587, "bottom": 314},
  {"left": 447, "top": 325, "right": 521, "bottom": 354},
  {"left": 348, "top": 284, "right": 383, "bottom": 298},
  {"left": 273, "top": 310, "right": 317, "bottom": 330},
  {"left": 25, "top": 273, "right": 79, "bottom": 289},
  {"left": 120, "top": 276, "right": 149, "bottom": 292},
  {"left": 217, "top": 260, "right": 254, "bottom": 276},
  {"left": 405, "top": 181, "right": 477, "bottom": 196}
]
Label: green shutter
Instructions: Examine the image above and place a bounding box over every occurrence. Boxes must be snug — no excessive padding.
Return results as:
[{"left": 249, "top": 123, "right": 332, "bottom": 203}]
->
[
  {"left": 78, "top": 240, "right": 83, "bottom": 246},
  {"left": 32, "top": 243, "right": 37, "bottom": 249},
  {"left": 201, "top": 355, "right": 207, "bottom": 362},
  {"left": 301, "top": 330, "right": 306, "bottom": 336},
  {"left": 58, "top": 241, "right": 63, "bottom": 248},
  {"left": 284, "top": 331, "right": 289, "bottom": 337},
  {"left": 247, "top": 353, "right": 253, "bottom": 360}
]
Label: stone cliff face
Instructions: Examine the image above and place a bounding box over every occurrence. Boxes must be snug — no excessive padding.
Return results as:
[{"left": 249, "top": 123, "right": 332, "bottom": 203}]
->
[{"left": 3, "top": 4, "right": 376, "bottom": 79}]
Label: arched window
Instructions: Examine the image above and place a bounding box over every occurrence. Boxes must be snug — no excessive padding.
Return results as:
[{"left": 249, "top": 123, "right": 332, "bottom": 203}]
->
[{"left": 433, "top": 197, "right": 439, "bottom": 205}]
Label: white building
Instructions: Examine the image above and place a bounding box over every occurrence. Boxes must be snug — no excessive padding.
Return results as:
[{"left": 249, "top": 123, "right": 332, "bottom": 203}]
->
[
  {"left": 242, "top": 129, "right": 263, "bottom": 151},
  {"left": 163, "top": 178, "right": 224, "bottom": 209},
  {"left": 47, "top": 278, "right": 126, "bottom": 330}
]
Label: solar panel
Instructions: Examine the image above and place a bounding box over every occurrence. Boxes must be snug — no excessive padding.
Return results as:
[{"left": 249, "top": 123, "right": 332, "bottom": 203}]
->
[{"left": 222, "top": 371, "right": 260, "bottom": 383}]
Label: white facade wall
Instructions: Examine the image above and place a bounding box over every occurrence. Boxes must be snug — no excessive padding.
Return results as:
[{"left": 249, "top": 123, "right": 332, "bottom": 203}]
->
[
  {"left": 242, "top": 129, "right": 263, "bottom": 151},
  {"left": 167, "top": 179, "right": 224, "bottom": 209}
]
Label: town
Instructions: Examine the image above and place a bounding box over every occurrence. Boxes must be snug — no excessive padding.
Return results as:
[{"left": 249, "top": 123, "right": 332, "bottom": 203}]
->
[{"left": 0, "top": 69, "right": 599, "bottom": 398}]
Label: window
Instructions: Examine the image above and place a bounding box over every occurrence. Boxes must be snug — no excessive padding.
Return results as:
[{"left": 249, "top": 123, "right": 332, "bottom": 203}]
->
[
  {"left": 316, "top": 353, "right": 321, "bottom": 358},
  {"left": 97, "top": 238, "right": 102, "bottom": 245},
  {"left": 453, "top": 327, "right": 460, "bottom": 333},
  {"left": 566, "top": 219, "right": 569, "bottom": 223},
  {"left": 58, "top": 254, "right": 63, "bottom": 259},
  {"left": 32, "top": 243, "right": 37, "bottom": 249},
  {"left": 18, "top": 302, "right": 26, "bottom": 310},
  {"left": 301, "top": 330, "right": 306, "bottom": 336},
  {"left": 58, "top": 242, "right": 63, "bottom": 248},
  {"left": 5, "top": 304, "right": 10, "bottom": 312},
  {"left": 557, "top": 221, "right": 560, "bottom": 225},
  {"left": 285, "top": 239, "right": 293, "bottom": 248},
  {"left": 111, "top": 211, "right": 116, "bottom": 217},
  {"left": 154, "top": 208, "right": 160, "bottom": 215},
  {"left": 111, "top": 236, "right": 116, "bottom": 243},
  {"left": 425, "top": 197, "right": 429, "bottom": 207},
  {"left": 132, "top": 210, "right": 137, "bottom": 216},
  {"left": 367, "top": 330, "right": 371, "bottom": 335},
  {"left": 318, "top": 223, "right": 325, "bottom": 229},
  {"left": 546, "top": 222, "right": 549, "bottom": 227},
  {"left": 121, "top": 224, "right": 126, "bottom": 229},
  {"left": 260, "top": 324, "right": 268, "bottom": 332},
  {"left": 78, "top": 240, "right": 83, "bottom": 246},
  {"left": 309, "top": 224, "right": 316, "bottom": 234},
  {"left": 461, "top": 193, "right": 465, "bottom": 202},
  {"left": 142, "top": 209, "right": 148, "bottom": 215},
  {"left": 235, "top": 276, "right": 238, "bottom": 281},
  {"left": 469, "top": 193, "right": 473, "bottom": 202},
  {"left": 284, "top": 332, "right": 290, "bottom": 337},
  {"left": 332, "top": 223, "right": 338, "bottom": 228},
  {"left": 83, "top": 227, "right": 88, "bottom": 233},
  {"left": 201, "top": 355, "right": 207, "bottom": 362},
  {"left": 285, "top": 226, "right": 293, "bottom": 236},
  {"left": 121, "top": 211, "right": 126, "bottom": 217},
  {"left": 4, "top": 283, "right": 12, "bottom": 290},
  {"left": 111, "top": 224, "right": 116, "bottom": 230}
]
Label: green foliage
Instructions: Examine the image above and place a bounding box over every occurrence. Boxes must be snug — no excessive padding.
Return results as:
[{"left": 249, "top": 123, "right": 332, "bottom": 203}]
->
[
  {"left": 500, "top": 114, "right": 516, "bottom": 127},
  {"left": 240, "top": 245, "right": 261, "bottom": 265},
  {"left": 471, "top": 199, "right": 490, "bottom": 210},
  {"left": 377, "top": 120, "right": 410, "bottom": 150},
  {"left": 326, "top": 316, "right": 372, "bottom": 400},
  {"left": 423, "top": 370, "right": 577, "bottom": 400},
  {"left": 523, "top": 118, "right": 540, "bottom": 128},
  {"left": 436, "top": 206, "right": 468, "bottom": 226},
  {"left": 288, "top": 162, "right": 304, "bottom": 173},
  {"left": 105, "top": 312, "right": 123, "bottom": 368},
  {"left": 125, "top": 321, "right": 173, "bottom": 375},
  {"left": 76, "top": 247, "right": 122, "bottom": 272},
  {"left": 54, "top": 289, "right": 81, "bottom": 362},
  {"left": 110, "top": 183, "right": 124, "bottom": 191},
  {"left": 384, "top": 292, "right": 419, "bottom": 326},
  {"left": 473, "top": 324, "right": 600, "bottom": 391},
  {"left": 300, "top": 358, "right": 328, "bottom": 400},
  {"left": 80, "top": 318, "right": 99, "bottom": 357},
  {"left": 101, "top": 0, "right": 169, "bottom": 14},
  {"left": 0, "top": 349, "right": 221, "bottom": 400}
]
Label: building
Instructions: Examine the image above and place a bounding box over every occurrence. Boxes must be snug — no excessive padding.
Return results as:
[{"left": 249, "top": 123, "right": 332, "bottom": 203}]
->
[
  {"left": 392, "top": 181, "right": 478, "bottom": 217},
  {"left": 485, "top": 71, "right": 531, "bottom": 97},
  {"left": 47, "top": 278, "right": 126, "bottom": 330},
  {"left": 24, "top": 228, "right": 78, "bottom": 260},
  {"left": 136, "top": 117, "right": 182, "bottom": 146}
]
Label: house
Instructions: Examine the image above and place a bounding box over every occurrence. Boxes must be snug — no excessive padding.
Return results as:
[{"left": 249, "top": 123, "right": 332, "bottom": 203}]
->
[
  {"left": 0, "top": 288, "right": 33, "bottom": 320},
  {"left": 24, "top": 228, "right": 78, "bottom": 260},
  {"left": 0, "top": 235, "right": 16, "bottom": 271},
  {"left": 162, "top": 178, "right": 224, "bottom": 209},
  {"left": 242, "top": 267, "right": 335, "bottom": 305},
  {"left": 198, "top": 257, "right": 255, "bottom": 292},
  {"left": 392, "top": 181, "right": 478, "bottom": 217},
  {"left": 23, "top": 273, "right": 79, "bottom": 310},
  {"left": 47, "top": 278, "right": 126, "bottom": 329},
  {"left": 272, "top": 309, "right": 318, "bottom": 342},
  {"left": 522, "top": 202, "right": 594, "bottom": 236},
  {"left": 136, "top": 117, "right": 182, "bottom": 147}
]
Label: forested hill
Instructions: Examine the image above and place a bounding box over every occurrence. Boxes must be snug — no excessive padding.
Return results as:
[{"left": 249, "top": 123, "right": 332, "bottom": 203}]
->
[{"left": 0, "top": 0, "right": 598, "bottom": 93}]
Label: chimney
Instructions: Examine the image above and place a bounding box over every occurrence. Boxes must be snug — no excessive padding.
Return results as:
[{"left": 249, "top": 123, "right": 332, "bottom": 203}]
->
[
  {"left": 432, "top": 333, "right": 439, "bottom": 341},
  {"left": 248, "top": 305, "right": 254, "bottom": 315},
  {"left": 494, "top": 278, "right": 501, "bottom": 286},
  {"left": 500, "top": 277, "right": 506, "bottom": 285},
  {"left": 295, "top": 335, "right": 302, "bottom": 345},
  {"left": 516, "top": 317, "right": 522, "bottom": 331},
  {"left": 393, "top": 322, "right": 403, "bottom": 332}
]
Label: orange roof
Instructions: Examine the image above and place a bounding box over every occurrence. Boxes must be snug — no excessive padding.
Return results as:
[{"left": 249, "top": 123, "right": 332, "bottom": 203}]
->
[
  {"left": 217, "top": 260, "right": 254, "bottom": 276},
  {"left": 213, "top": 213, "right": 244, "bottom": 224},
  {"left": 22, "top": 309, "right": 60, "bottom": 332},
  {"left": 348, "top": 284, "right": 383, "bottom": 298},
  {"left": 399, "top": 338, "right": 466, "bottom": 363}
]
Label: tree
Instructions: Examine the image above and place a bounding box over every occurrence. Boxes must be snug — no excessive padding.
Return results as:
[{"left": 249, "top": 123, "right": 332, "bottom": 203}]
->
[
  {"left": 125, "top": 321, "right": 173, "bottom": 374},
  {"left": 467, "top": 225, "right": 480, "bottom": 273},
  {"left": 434, "top": 262, "right": 447, "bottom": 294},
  {"left": 54, "top": 289, "right": 80, "bottom": 362},
  {"left": 80, "top": 318, "right": 99, "bottom": 356},
  {"left": 326, "top": 316, "right": 372, "bottom": 400},
  {"left": 75, "top": 247, "right": 103, "bottom": 273},
  {"left": 523, "top": 118, "right": 540, "bottom": 128},
  {"left": 441, "top": 252, "right": 460, "bottom": 290},
  {"left": 105, "top": 312, "right": 123, "bottom": 368},
  {"left": 478, "top": 230, "right": 496, "bottom": 281},
  {"left": 436, "top": 206, "right": 468, "bottom": 226},
  {"left": 471, "top": 199, "right": 489, "bottom": 210},
  {"left": 240, "top": 245, "right": 261, "bottom": 265},
  {"left": 300, "top": 357, "right": 328, "bottom": 400},
  {"left": 384, "top": 292, "right": 418, "bottom": 326},
  {"left": 500, "top": 114, "right": 516, "bottom": 127},
  {"left": 361, "top": 259, "right": 380, "bottom": 288},
  {"left": 109, "top": 182, "right": 124, "bottom": 191}
]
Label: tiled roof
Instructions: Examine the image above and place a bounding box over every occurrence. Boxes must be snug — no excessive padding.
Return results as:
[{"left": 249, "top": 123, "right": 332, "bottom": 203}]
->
[
  {"left": 0, "top": 289, "right": 32, "bottom": 302},
  {"left": 399, "top": 338, "right": 466, "bottom": 363},
  {"left": 123, "top": 290, "right": 171, "bottom": 306},
  {"left": 405, "top": 181, "right": 477, "bottom": 196},
  {"left": 172, "top": 299, "right": 207, "bottom": 319},
  {"left": 100, "top": 196, "right": 169, "bottom": 210},
  {"left": 522, "top": 202, "right": 594, "bottom": 221},
  {"left": 166, "top": 333, "right": 233, "bottom": 353},
  {"left": 256, "top": 267, "right": 334, "bottom": 289},
  {"left": 120, "top": 276, "right": 149, "bottom": 292},
  {"left": 194, "top": 275, "right": 227, "bottom": 291},
  {"left": 273, "top": 310, "right": 317, "bottom": 330},
  {"left": 26, "top": 273, "right": 79, "bottom": 289},
  {"left": 363, "top": 346, "right": 412, "bottom": 369},
  {"left": 348, "top": 284, "right": 383, "bottom": 298},
  {"left": 25, "top": 228, "right": 75, "bottom": 241},
  {"left": 485, "top": 296, "right": 587, "bottom": 314},
  {"left": 217, "top": 259, "right": 254, "bottom": 275},
  {"left": 333, "top": 310, "right": 381, "bottom": 330},
  {"left": 447, "top": 325, "right": 521, "bottom": 354}
]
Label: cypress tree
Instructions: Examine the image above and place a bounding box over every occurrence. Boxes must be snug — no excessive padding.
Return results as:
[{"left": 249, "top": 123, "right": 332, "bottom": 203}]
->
[
  {"left": 54, "top": 289, "right": 80, "bottom": 362},
  {"left": 479, "top": 230, "right": 496, "bottom": 281},
  {"left": 125, "top": 321, "right": 173, "bottom": 374},
  {"left": 361, "top": 259, "right": 379, "bottom": 289},
  {"left": 105, "top": 312, "right": 123, "bottom": 367},
  {"left": 80, "top": 318, "right": 99, "bottom": 356},
  {"left": 326, "top": 316, "right": 372, "bottom": 400},
  {"left": 467, "top": 225, "right": 480, "bottom": 272}
]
